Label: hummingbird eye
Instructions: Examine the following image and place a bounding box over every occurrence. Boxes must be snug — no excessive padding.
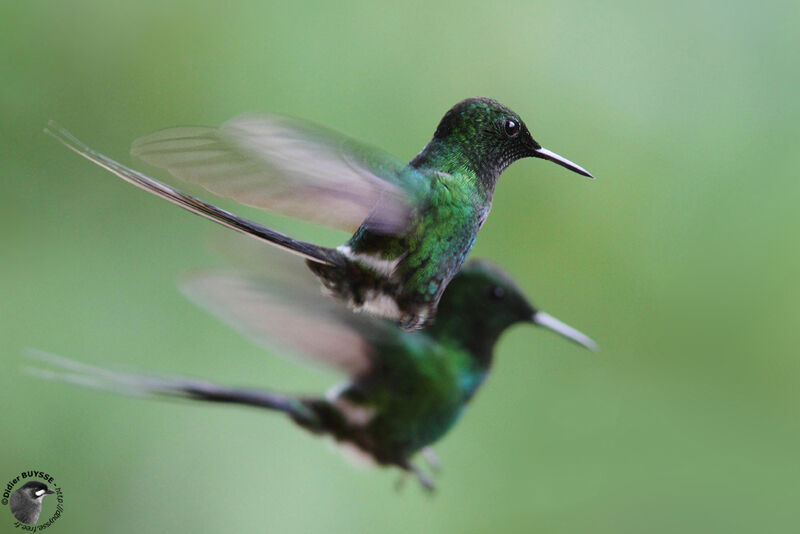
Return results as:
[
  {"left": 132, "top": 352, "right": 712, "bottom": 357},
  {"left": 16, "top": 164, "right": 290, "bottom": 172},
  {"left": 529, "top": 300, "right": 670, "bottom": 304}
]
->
[
  {"left": 502, "top": 119, "right": 520, "bottom": 138},
  {"left": 488, "top": 285, "right": 505, "bottom": 300}
]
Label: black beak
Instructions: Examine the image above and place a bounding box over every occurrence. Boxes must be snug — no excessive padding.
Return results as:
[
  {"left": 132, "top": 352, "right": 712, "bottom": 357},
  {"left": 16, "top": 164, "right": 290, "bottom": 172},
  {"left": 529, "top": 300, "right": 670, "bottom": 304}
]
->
[
  {"left": 533, "top": 147, "right": 594, "bottom": 178},
  {"left": 45, "top": 488, "right": 55, "bottom": 495}
]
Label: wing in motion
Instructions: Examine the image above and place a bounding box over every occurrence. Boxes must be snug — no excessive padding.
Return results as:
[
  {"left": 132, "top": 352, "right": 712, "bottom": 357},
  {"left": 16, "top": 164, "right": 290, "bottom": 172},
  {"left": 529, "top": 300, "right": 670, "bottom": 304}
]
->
[
  {"left": 180, "top": 269, "right": 399, "bottom": 377},
  {"left": 45, "top": 122, "right": 343, "bottom": 266},
  {"left": 131, "top": 114, "right": 425, "bottom": 234}
]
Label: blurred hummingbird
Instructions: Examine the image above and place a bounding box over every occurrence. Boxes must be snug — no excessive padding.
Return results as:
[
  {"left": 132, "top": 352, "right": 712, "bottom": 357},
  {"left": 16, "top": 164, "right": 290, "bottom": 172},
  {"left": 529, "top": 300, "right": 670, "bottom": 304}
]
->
[
  {"left": 27, "top": 260, "right": 596, "bottom": 491},
  {"left": 47, "top": 97, "right": 593, "bottom": 329}
]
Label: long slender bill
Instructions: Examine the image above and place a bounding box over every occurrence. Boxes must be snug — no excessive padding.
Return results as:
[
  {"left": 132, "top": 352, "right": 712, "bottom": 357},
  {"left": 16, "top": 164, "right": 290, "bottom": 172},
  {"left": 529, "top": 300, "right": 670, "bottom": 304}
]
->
[
  {"left": 534, "top": 147, "right": 593, "bottom": 178},
  {"left": 532, "top": 311, "right": 597, "bottom": 351}
]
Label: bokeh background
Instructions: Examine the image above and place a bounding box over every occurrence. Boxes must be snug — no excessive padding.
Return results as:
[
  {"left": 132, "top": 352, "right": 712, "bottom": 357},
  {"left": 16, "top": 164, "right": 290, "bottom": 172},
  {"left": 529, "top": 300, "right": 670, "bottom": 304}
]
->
[{"left": 2, "top": 1, "right": 799, "bottom": 532}]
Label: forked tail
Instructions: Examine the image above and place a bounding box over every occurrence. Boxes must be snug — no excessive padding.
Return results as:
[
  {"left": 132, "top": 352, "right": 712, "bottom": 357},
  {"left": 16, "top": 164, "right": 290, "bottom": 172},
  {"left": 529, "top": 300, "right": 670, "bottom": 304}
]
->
[{"left": 45, "top": 122, "right": 344, "bottom": 267}]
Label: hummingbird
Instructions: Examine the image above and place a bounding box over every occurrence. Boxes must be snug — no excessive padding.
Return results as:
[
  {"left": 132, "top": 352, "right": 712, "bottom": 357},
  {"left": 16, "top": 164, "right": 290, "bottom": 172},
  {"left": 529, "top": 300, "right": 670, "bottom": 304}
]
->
[
  {"left": 9, "top": 481, "right": 55, "bottom": 525},
  {"left": 47, "top": 97, "right": 593, "bottom": 329},
  {"left": 27, "top": 259, "right": 596, "bottom": 491}
]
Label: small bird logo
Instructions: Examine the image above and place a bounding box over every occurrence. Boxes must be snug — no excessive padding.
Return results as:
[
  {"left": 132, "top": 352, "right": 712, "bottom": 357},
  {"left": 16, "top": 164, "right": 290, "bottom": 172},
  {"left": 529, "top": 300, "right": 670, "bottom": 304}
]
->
[
  {"left": 9, "top": 481, "right": 55, "bottom": 525},
  {"left": 47, "top": 97, "right": 593, "bottom": 330}
]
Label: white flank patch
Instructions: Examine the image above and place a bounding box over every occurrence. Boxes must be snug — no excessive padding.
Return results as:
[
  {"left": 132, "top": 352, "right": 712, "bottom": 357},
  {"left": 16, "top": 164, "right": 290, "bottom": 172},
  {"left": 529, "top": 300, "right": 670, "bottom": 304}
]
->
[
  {"left": 325, "top": 438, "right": 377, "bottom": 469},
  {"left": 336, "top": 245, "right": 401, "bottom": 277},
  {"left": 334, "top": 397, "right": 376, "bottom": 426},
  {"left": 325, "top": 381, "right": 350, "bottom": 402},
  {"left": 359, "top": 292, "right": 401, "bottom": 319},
  {"left": 326, "top": 381, "right": 376, "bottom": 427},
  {"left": 335, "top": 245, "right": 404, "bottom": 320},
  {"left": 323, "top": 384, "right": 378, "bottom": 468}
]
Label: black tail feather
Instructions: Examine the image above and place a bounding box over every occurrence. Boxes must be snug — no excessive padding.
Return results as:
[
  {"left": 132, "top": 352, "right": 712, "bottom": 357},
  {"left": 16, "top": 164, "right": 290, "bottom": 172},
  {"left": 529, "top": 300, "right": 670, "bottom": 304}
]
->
[
  {"left": 45, "top": 122, "right": 344, "bottom": 267},
  {"left": 25, "top": 349, "right": 319, "bottom": 425}
]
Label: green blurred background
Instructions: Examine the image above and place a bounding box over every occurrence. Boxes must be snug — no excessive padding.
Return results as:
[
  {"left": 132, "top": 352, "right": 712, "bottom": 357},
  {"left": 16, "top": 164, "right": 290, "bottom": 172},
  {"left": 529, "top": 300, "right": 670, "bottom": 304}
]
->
[{"left": 2, "top": 1, "right": 799, "bottom": 532}]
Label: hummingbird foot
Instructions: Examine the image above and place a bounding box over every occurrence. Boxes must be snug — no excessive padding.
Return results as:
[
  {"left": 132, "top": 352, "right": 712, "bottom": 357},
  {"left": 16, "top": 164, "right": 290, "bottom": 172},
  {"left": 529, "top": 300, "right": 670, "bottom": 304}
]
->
[
  {"left": 411, "top": 465, "right": 436, "bottom": 492},
  {"left": 399, "top": 310, "right": 431, "bottom": 331},
  {"left": 398, "top": 460, "right": 436, "bottom": 492},
  {"left": 421, "top": 447, "right": 441, "bottom": 473}
]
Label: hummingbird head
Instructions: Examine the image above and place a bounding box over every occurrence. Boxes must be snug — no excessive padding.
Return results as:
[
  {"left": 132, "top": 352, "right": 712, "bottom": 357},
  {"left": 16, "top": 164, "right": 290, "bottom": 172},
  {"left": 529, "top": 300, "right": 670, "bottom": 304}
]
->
[
  {"left": 413, "top": 97, "right": 592, "bottom": 192},
  {"left": 432, "top": 260, "right": 596, "bottom": 358}
]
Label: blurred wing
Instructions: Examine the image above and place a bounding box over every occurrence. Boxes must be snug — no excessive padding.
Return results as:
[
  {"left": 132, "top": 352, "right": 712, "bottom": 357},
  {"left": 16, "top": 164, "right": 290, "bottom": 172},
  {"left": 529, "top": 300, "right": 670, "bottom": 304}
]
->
[
  {"left": 181, "top": 270, "right": 396, "bottom": 377},
  {"left": 131, "top": 114, "right": 425, "bottom": 233}
]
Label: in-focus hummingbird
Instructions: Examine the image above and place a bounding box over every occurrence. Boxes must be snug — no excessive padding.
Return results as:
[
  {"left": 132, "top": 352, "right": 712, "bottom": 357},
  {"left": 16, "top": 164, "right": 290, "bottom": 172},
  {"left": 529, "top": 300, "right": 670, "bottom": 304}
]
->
[
  {"left": 47, "top": 97, "right": 593, "bottom": 329},
  {"left": 28, "top": 260, "right": 596, "bottom": 490}
]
